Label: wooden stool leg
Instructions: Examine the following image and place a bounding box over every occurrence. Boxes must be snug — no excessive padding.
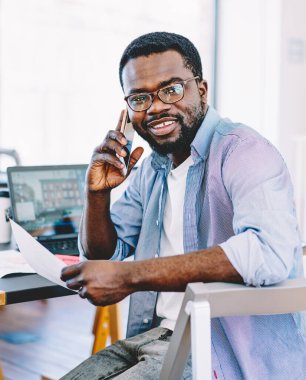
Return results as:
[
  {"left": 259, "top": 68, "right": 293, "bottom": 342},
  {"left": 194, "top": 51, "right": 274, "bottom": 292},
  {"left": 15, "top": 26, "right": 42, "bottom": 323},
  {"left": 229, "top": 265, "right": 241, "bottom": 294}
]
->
[
  {"left": 0, "top": 364, "right": 4, "bottom": 380},
  {"left": 109, "top": 303, "right": 122, "bottom": 343},
  {"left": 92, "top": 304, "right": 122, "bottom": 354},
  {"left": 92, "top": 306, "right": 110, "bottom": 354}
]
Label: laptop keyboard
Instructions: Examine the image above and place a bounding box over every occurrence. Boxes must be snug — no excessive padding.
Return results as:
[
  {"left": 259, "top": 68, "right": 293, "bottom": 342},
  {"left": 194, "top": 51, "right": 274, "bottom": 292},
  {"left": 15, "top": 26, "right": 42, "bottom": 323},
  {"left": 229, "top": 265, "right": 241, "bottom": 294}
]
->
[{"left": 42, "top": 239, "right": 79, "bottom": 256}]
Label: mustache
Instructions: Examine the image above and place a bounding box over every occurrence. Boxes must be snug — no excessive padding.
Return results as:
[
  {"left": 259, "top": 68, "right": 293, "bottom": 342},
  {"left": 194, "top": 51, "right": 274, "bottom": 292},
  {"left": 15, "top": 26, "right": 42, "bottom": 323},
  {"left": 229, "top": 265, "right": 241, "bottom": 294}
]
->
[{"left": 141, "top": 113, "right": 184, "bottom": 129}]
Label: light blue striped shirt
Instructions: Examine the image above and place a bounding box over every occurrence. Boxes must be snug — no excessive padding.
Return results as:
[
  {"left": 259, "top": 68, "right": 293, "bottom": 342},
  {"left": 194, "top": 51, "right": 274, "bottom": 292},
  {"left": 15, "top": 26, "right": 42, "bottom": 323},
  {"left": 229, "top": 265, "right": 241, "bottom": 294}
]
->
[{"left": 110, "top": 106, "right": 306, "bottom": 379}]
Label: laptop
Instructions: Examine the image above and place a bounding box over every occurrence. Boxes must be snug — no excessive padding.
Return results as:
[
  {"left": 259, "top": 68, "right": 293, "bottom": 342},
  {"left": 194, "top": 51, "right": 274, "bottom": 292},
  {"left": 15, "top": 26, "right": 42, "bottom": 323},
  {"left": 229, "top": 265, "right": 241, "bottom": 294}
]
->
[{"left": 7, "top": 164, "right": 87, "bottom": 256}]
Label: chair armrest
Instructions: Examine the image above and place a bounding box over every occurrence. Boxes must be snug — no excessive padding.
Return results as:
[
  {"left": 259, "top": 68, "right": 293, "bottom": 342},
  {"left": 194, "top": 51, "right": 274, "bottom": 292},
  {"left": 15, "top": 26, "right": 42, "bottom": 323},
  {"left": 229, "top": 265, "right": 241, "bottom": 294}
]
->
[
  {"left": 184, "top": 278, "right": 306, "bottom": 317},
  {"left": 159, "top": 278, "right": 306, "bottom": 380}
]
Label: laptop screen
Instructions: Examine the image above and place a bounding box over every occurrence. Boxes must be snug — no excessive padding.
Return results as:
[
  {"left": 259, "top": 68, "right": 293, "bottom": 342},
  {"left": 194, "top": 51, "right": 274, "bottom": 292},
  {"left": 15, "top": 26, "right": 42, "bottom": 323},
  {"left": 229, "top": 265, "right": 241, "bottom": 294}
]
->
[{"left": 7, "top": 165, "right": 87, "bottom": 240}]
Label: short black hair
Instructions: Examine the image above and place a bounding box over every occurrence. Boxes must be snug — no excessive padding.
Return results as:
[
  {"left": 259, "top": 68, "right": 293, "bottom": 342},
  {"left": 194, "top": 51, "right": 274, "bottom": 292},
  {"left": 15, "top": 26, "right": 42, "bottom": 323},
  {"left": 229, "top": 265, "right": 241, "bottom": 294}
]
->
[{"left": 119, "top": 31, "right": 203, "bottom": 88}]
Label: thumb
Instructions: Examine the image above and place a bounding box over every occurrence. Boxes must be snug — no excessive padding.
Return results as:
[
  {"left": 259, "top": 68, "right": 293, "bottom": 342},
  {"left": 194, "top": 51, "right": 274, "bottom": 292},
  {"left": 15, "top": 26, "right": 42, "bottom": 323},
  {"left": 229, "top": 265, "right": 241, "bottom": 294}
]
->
[{"left": 127, "top": 147, "right": 144, "bottom": 174}]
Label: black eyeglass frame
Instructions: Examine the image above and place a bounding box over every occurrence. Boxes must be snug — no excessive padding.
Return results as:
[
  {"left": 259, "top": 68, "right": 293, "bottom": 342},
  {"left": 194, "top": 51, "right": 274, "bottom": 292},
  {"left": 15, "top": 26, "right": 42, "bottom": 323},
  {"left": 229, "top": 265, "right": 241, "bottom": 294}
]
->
[{"left": 124, "top": 76, "right": 200, "bottom": 112}]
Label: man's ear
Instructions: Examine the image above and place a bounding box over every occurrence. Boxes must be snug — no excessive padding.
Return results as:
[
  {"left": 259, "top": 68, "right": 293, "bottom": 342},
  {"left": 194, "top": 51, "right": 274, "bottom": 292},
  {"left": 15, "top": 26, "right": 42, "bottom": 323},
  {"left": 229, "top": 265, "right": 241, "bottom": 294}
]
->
[{"left": 198, "top": 80, "right": 208, "bottom": 104}]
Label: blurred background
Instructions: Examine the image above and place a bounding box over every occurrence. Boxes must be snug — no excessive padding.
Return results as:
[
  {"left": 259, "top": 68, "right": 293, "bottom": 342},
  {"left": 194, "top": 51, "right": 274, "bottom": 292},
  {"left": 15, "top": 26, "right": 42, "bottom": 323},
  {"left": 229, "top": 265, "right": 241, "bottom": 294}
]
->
[{"left": 0, "top": 0, "right": 305, "bottom": 238}]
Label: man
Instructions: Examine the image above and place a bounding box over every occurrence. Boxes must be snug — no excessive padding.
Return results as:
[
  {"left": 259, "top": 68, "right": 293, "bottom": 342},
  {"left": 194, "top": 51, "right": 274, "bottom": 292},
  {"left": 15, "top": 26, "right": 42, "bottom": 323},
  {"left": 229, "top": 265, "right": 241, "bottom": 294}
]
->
[{"left": 61, "top": 32, "right": 306, "bottom": 379}]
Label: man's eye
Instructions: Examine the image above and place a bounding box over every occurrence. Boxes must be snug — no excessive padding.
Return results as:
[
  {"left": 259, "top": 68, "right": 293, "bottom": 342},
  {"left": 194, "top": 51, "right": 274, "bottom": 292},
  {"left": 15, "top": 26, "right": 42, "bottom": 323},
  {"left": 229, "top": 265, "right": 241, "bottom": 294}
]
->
[
  {"left": 163, "top": 84, "right": 183, "bottom": 96},
  {"left": 130, "top": 95, "right": 148, "bottom": 104}
]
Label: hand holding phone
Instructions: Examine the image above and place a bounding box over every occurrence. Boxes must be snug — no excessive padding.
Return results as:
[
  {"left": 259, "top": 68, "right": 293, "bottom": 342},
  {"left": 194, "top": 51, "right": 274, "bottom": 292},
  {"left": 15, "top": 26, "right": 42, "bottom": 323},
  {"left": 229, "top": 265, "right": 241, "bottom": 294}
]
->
[
  {"left": 86, "top": 110, "right": 141, "bottom": 192},
  {"left": 118, "top": 109, "right": 135, "bottom": 176}
]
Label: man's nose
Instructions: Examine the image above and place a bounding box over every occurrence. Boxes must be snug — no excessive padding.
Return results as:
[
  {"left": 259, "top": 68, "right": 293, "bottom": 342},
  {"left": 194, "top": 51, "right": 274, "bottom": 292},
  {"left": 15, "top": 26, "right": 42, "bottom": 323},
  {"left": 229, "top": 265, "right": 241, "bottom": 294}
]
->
[{"left": 146, "top": 96, "right": 172, "bottom": 115}]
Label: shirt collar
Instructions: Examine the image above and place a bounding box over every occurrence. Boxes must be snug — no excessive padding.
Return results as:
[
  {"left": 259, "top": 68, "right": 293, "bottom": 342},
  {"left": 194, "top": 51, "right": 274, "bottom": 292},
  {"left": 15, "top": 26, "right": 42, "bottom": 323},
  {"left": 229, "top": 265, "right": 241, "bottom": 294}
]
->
[
  {"left": 151, "top": 150, "right": 171, "bottom": 172},
  {"left": 151, "top": 106, "right": 221, "bottom": 171},
  {"left": 191, "top": 106, "right": 220, "bottom": 162}
]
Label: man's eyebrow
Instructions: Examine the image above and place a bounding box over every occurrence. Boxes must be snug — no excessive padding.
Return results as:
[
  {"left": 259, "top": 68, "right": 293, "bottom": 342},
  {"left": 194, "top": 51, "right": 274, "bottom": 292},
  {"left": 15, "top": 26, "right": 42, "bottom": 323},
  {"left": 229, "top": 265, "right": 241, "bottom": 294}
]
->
[{"left": 127, "top": 77, "right": 184, "bottom": 95}]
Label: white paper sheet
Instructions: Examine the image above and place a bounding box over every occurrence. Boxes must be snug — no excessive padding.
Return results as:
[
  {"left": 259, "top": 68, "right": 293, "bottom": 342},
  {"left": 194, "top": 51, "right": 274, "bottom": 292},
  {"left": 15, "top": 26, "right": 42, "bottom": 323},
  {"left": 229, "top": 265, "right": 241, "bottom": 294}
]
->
[
  {"left": 10, "top": 219, "right": 76, "bottom": 291},
  {"left": 0, "top": 250, "right": 36, "bottom": 278}
]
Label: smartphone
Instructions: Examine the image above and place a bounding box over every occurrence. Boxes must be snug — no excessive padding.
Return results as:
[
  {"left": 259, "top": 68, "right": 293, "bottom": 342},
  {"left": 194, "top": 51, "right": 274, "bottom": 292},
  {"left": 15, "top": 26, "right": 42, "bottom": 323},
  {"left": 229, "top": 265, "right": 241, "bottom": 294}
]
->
[{"left": 119, "top": 109, "right": 135, "bottom": 175}]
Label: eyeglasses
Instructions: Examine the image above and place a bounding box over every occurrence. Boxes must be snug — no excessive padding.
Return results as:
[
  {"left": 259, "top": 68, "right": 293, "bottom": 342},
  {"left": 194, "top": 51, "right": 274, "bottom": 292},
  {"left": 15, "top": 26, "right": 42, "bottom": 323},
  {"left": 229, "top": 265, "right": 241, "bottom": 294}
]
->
[{"left": 124, "top": 76, "right": 199, "bottom": 112}]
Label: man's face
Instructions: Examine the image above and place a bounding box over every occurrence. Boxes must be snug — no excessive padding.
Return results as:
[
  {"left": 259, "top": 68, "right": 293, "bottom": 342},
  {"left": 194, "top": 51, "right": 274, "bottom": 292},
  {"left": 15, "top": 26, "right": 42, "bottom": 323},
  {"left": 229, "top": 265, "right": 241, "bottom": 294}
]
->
[{"left": 121, "top": 50, "right": 208, "bottom": 156}]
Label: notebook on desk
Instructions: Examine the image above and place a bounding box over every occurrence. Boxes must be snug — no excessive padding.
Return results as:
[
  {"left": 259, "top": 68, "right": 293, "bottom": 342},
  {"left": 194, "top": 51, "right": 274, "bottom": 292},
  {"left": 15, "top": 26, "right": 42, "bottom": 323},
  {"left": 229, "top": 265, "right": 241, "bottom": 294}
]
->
[{"left": 7, "top": 164, "right": 87, "bottom": 256}]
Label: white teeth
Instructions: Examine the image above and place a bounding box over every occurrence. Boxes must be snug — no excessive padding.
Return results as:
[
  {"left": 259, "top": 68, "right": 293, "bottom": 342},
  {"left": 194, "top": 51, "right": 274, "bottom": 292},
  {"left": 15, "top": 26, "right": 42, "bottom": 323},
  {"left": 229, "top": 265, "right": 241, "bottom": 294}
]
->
[{"left": 154, "top": 121, "right": 174, "bottom": 129}]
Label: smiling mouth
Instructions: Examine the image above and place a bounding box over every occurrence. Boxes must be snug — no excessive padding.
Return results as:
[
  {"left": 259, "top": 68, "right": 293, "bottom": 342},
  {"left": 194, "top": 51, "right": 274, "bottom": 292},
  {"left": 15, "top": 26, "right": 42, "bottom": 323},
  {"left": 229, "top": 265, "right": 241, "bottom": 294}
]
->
[{"left": 148, "top": 120, "right": 177, "bottom": 136}]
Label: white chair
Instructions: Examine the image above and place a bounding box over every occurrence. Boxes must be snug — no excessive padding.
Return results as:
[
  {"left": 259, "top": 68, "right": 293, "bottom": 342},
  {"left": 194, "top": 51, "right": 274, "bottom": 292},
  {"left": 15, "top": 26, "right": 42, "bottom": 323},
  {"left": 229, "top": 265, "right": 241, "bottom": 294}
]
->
[{"left": 159, "top": 257, "right": 306, "bottom": 380}]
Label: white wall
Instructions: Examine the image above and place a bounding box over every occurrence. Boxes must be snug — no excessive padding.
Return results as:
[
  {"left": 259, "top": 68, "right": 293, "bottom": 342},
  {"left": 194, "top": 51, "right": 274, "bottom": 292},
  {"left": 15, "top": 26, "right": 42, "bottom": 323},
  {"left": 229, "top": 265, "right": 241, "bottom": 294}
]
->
[
  {"left": 217, "top": 0, "right": 306, "bottom": 240},
  {"left": 278, "top": 0, "right": 306, "bottom": 240},
  {"left": 216, "top": 0, "right": 281, "bottom": 145},
  {"left": 0, "top": 0, "right": 215, "bottom": 166}
]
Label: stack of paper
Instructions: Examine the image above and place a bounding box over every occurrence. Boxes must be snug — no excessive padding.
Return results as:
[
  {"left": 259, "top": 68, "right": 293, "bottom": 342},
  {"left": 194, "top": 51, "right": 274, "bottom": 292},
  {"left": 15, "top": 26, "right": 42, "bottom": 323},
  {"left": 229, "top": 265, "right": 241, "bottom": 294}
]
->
[{"left": 0, "top": 250, "right": 36, "bottom": 278}]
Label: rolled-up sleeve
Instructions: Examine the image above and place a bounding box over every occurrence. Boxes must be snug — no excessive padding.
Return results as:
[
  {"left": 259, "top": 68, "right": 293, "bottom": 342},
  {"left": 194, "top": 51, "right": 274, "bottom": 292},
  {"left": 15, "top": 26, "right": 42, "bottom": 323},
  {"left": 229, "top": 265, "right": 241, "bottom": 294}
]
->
[
  {"left": 220, "top": 137, "right": 301, "bottom": 286},
  {"left": 78, "top": 235, "right": 87, "bottom": 261},
  {"left": 78, "top": 233, "right": 128, "bottom": 262}
]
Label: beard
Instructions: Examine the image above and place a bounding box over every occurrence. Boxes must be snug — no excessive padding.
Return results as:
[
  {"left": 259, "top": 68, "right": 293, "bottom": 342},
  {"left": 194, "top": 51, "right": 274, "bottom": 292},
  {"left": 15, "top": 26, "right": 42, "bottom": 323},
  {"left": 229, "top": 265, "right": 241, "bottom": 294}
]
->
[{"left": 132, "top": 103, "right": 206, "bottom": 156}]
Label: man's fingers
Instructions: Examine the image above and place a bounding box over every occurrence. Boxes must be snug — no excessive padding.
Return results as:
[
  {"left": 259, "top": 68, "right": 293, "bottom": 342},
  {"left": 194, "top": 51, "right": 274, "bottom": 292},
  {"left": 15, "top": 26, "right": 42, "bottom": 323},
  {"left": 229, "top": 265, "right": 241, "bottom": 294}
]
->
[
  {"left": 61, "top": 263, "right": 82, "bottom": 281},
  {"left": 66, "top": 275, "right": 84, "bottom": 290},
  {"left": 101, "top": 137, "right": 128, "bottom": 157},
  {"left": 127, "top": 147, "right": 144, "bottom": 173},
  {"left": 107, "top": 130, "right": 127, "bottom": 146},
  {"left": 78, "top": 286, "right": 87, "bottom": 299},
  {"left": 93, "top": 132, "right": 127, "bottom": 160},
  {"left": 94, "top": 133, "right": 127, "bottom": 154},
  {"left": 93, "top": 152, "right": 125, "bottom": 170}
]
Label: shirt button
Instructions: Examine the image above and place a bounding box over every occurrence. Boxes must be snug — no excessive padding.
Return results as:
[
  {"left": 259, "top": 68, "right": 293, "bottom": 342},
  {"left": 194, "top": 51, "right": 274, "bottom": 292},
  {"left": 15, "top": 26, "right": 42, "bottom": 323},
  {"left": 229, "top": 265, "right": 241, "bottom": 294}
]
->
[{"left": 143, "top": 318, "right": 149, "bottom": 324}]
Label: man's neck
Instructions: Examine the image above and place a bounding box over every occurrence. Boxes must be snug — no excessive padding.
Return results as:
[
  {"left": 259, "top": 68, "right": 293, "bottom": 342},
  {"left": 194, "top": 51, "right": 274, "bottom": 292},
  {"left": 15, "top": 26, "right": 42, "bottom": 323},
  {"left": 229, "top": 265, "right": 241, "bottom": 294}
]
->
[{"left": 168, "top": 149, "right": 191, "bottom": 168}]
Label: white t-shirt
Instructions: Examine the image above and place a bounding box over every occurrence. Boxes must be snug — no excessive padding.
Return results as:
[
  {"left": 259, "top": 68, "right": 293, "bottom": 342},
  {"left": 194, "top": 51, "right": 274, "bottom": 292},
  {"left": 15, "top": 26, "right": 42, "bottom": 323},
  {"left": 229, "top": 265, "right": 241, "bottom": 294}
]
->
[{"left": 156, "top": 155, "right": 193, "bottom": 331}]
